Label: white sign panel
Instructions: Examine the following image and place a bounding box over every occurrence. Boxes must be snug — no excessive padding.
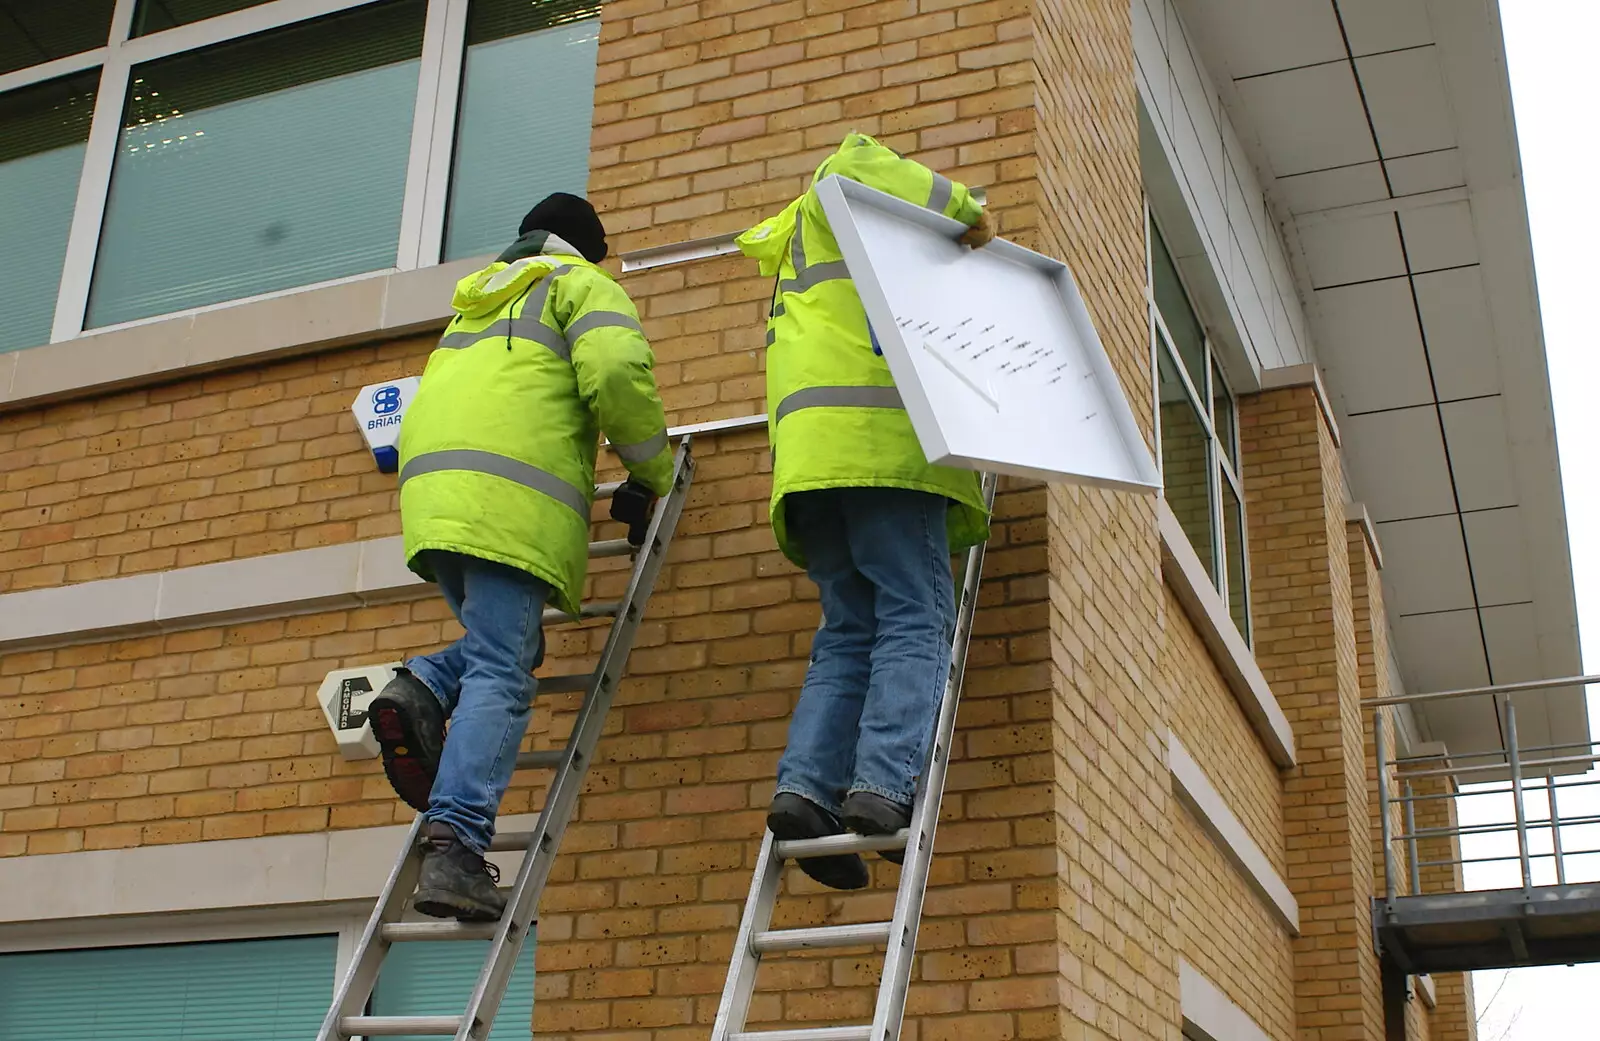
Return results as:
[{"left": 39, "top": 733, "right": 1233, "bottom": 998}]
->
[
  {"left": 351, "top": 376, "right": 420, "bottom": 473},
  {"left": 815, "top": 175, "right": 1159, "bottom": 492}
]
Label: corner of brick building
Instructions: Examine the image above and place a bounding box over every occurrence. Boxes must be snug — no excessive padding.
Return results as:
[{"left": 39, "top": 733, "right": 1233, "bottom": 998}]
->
[
  {"left": 1242, "top": 382, "right": 1393, "bottom": 1041},
  {"left": 1348, "top": 438, "right": 1477, "bottom": 1041},
  {"left": 1029, "top": 0, "right": 1185, "bottom": 1038},
  {"left": 1404, "top": 766, "right": 1479, "bottom": 1041}
]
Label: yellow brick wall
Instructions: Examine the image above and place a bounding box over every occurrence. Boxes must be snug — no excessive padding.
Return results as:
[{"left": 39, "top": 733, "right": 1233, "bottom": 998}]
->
[
  {"left": 1, "top": 464, "right": 1056, "bottom": 1039},
  {"left": 0, "top": 4, "right": 1061, "bottom": 1038},
  {"left": 1032, "top": 0, "right": 1192, "bottom": 1037},
  {"left": 0, "top": 3, "right": 1420, "bottom": 1040},
  {"left": 1407, "top": 770, "right": 1478, "bottom": 1041},
  {"left": 1428, "top": 966, "right": 1477, "bottom": 1041},
  {"left": 1172, "top": 808, "right": 1296, "bottom": 1040},
  {"left": 1242, "top": 385, "right": 1384, "bottom": 1041},
  {"left": 1348, "top": 521, "right": 1409, "bottom": 904},
  {"left": 1350, "top": 521, "right": 1476, "bottom": 1041},
  {"left": 1162, "top": 583, "right": 1296, "bottom": 1037},
  {"left": 0, "top": 342, "right": 424, "bottom": 594},
  {"left": 1163, "top": 586, "right": 1285, "bottom": 873}
]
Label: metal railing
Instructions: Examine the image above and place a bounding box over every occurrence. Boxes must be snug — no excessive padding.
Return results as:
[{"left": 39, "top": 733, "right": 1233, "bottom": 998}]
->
[{"left": 1371, "top": 674, "right": 1600, "bottom": 902}]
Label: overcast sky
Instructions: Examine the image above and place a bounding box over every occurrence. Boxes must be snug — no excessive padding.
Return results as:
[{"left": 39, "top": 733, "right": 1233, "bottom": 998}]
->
[{"left": 1465, "top": 2, "right": 1600, "bottom": 1037}]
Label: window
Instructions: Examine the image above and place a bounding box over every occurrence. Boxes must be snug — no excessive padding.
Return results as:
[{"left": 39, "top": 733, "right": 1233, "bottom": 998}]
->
[
  {"left": 89, "top": 0, "right": 427, "bottom": 327},
  {"left": 0, "top": 73, "right": 98, "bottom": 354},
  {"left": 1148, "top": 208, "right": 1251, "bottom": 642},
  {"left": 0, "top": 934, "right": 336, "bottom": 1039},
  {"left": 444, "top": 0, "right": 601, "bottom": 260},
  {"left": 0, "top": 0, "right": 605, "bottom": 350},
  {"left": 0, "top": 1, "right": 116, "bottom": 75},
  {"left": 134, "top": 0, "right": 279, "bottom": 36},
  {"left": 372, "top": 937, "right": 537, "bottom": 1039}
]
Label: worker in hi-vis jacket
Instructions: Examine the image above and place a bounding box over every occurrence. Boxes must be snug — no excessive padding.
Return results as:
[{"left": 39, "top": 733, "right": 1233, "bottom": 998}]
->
[
  {"left": 737, "top": 135, "right": 996, "bottom": 890},
  {"left": 368, "top": 193, "right": 670, "bottom": 921}
]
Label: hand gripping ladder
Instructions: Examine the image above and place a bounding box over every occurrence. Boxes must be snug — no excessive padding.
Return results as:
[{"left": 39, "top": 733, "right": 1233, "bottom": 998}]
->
[
  {"left": 711, "top": 473, "right": 999, "bottom": 1041},
  {"left": 317, "top": 439, "right": 696, "bottom": 1041}
]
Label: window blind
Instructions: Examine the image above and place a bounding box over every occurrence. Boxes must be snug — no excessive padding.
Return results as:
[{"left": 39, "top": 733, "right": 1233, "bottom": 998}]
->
[
  {"left": 371, "top": 934, "right": 537, "bottom": 1041},
  {"left": 0, "top": 934, "right": 338, "bottom": 1040},
  {"left": 443, "top": 2, "right": 601, "bottom": 261},
  {"left": 0, "top": 72, "right": 98, "bottom": 353},
  {"left": 87, "top": 0, "right": 427, "bottom": 329}
]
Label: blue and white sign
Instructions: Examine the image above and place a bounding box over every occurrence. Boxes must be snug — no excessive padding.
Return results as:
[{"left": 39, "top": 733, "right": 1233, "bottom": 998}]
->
[{"left": 351, "top": 376, "right": 420, "bottom": 473}]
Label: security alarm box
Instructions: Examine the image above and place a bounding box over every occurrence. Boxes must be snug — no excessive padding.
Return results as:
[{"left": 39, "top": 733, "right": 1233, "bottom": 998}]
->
[
  {"left": 316, "top": 663, "right": 399, "bottom": 760},
  {"left": 351, "top": 377, "right": 420, "bottom": 474}
]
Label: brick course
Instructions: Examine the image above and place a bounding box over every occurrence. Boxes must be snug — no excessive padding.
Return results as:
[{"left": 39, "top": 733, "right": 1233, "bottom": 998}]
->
[{"left": 1243, "top": 385, "right": 1385, "bottom": 1041}]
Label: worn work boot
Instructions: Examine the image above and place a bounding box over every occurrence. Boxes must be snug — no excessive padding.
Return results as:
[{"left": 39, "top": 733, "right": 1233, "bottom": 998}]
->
[
  {"left": 767, "top": 793, "right": 869, "bottom": 890},
  {"left": 368, "top": 668, "right": 445, "bottom": 813},
  {"left": 414, "top": 822, "right": 507, "bottom": 921},
  {"left": 841, "top": 790, "right": 912, "bottom": 865}
]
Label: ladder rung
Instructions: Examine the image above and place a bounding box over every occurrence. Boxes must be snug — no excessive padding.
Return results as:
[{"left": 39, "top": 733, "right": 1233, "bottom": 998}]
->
[
  {"left": 381, "top": 921, "right": 498, "bottom": 942},
  {"left": 538, "top": 672, "right": 592, "bottom": 694},
  {"left": 730, "top": 1028, "right": 872, "bottom": 1041},
  {"left": 752, "top": 922, "right": 891, "bottom": 953},
  {"left": 488, "top": 829, "right": 535, "bottom": 852},
  {"left": 595, "top": 481, "right": 622, "bottom": 499},
  {"left": 774, "top": 830, "right": 908, "bottom": 858},
  {"left": 541, "top": 600, "right": 621, "bottom": 625},
  {"left": 515, "top": 749, "right": 566, "bottom": 770},
  {"left": 340, "top": 1015, "right": 461, "bottom": 1036},
  {"left": 589, "top": 538, "right": 632, "bottom": 558}
]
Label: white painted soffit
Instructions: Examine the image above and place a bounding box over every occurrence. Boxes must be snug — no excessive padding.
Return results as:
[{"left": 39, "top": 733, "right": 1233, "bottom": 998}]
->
[{"left": 1172, "top": 0, "right": 1585, "bottom": 759}]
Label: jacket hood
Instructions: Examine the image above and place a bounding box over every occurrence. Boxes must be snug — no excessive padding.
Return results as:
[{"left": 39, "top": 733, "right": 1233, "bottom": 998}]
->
[
  {"left": 736, "top": 195, "right": 803, "bottom": 277},
  {"left": 736, "top": 133, "right": 881, "bottom": 276},
  {"left": 450, "top": 232, "right": 591, "bottom": 318}
]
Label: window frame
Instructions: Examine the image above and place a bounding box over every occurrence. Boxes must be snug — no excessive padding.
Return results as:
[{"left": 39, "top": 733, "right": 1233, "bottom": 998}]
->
[
  {"left": 1145, "top": 199, "right": 1252, "bottom": 644},
  {"left": 0, "top": 0, "right": 588, "bottom": 346},
  {"left": 0, "top": 900, "right": 366, "bottom": 969}
]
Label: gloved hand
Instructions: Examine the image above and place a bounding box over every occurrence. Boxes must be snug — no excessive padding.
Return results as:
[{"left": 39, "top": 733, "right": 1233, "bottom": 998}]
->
[
  {"left": 610, "top": 478, "right": 658, "bottom": 547},
  {"left": 960, "top": 207, "right": 996, "bottom": 249}
]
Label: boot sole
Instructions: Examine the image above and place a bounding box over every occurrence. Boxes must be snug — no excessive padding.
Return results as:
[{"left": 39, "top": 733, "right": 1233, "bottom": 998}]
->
[
  {"left": 414, "top": 887, "right": 505, "bottom": 923},
  {"left": 841, "top": 802, "right": 910, "bottom": 866},
  {"left": 369, "top": 697, "right": 438, "bottom": 813},
  {"left": 768, "top": 807, "right": 869, "bottom": 890}
]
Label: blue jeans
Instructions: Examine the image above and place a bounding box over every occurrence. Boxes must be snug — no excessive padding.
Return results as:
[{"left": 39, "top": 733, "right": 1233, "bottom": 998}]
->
[
  {"left": 405, "top": 551, "right": 548, "bottom": 854},
  {"left": 776, "top": 487, "right": 957, "bottom": 814}
]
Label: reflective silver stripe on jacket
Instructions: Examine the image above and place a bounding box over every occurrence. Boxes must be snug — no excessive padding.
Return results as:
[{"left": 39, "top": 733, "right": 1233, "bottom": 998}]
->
[
  {"left": 927, "top": 172, "right": 953, "bottom": 215},
  {"left": 437, "top": 317, "right": 569, "bottom": 359},
  {"left": 399, "top": 449, "right": 589, "bottom": 518},
  {"left": 612, "top": 428, "right": 669, "bottom": 464},
  {"left": 565, "top": 310, "right": 644, "bottom": 344},
  {"left": 773, "top": 385, "right": 904, "bottom": 424},
  {"left": 777, "top": 210, "right": 851, "bottom": 298},
  {"left": 436, "top": 265, "right": 574, "bottom": 359}
]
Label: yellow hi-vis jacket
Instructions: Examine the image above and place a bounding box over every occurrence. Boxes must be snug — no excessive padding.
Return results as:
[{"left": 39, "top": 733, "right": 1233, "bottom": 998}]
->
[
  {"left": 737, "top": 133, "right": 991, "bottom": 567},
  {"left": 397, "top": 232, "right": 672, "bottom": 617}
]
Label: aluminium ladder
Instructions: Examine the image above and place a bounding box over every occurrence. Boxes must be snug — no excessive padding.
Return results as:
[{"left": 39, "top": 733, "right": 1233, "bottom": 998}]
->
[
  {"left": 317, "top": 439, "right": 696, "bottom": 1041},
  {"left": 711, "top": 473, "right": 999, "bottom": 1041}
]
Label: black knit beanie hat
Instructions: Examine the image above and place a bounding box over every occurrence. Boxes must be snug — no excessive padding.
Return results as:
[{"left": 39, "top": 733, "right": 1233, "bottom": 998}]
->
[{"left": 519, "top": 192, "right": 608, "bottom": 262}]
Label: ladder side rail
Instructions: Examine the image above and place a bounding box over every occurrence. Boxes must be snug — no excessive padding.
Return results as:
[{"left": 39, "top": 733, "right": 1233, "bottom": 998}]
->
[
  {"left": 710, "top": 829, "right": 787, "bottom": 1040},
  {"left": 318, "top": 815, "right": 430, "bottom": 1041},
  {"left": 870, "top": 473, "right": 997, "bottom": 1041},
  {"left": 453, "top": 439, "right": 696, "bottom": 1039}
]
